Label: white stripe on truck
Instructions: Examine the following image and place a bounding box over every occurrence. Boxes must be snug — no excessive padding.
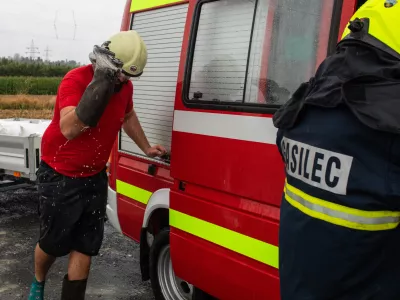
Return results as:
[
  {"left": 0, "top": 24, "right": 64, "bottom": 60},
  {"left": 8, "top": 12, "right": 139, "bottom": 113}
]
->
[{"left": 172, "top": 110, "right": 278, "bottom": 145}]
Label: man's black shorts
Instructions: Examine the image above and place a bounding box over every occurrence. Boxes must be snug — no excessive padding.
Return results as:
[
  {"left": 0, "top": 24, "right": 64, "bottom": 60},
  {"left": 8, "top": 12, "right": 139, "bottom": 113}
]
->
[{"left": 36, "top": 161, "right": 108, "bottom": 257}]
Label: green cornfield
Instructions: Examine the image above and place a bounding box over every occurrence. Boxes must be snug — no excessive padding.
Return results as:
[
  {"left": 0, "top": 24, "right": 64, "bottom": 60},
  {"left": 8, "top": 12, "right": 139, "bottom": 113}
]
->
[{"left": 0, "top": 77, "right": 61, "bottom": 95}]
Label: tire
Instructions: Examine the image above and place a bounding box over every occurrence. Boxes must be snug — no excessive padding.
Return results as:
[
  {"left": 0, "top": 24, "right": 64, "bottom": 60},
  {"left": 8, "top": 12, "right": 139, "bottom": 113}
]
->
[{"left": 149, "top": 227, "right": 194, "bottom": 300}]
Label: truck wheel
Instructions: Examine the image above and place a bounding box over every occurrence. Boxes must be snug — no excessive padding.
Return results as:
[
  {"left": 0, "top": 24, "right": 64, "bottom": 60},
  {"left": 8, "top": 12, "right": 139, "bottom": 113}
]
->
[{"left": 149, "top": 227, "right": 194, "bottom": 300}]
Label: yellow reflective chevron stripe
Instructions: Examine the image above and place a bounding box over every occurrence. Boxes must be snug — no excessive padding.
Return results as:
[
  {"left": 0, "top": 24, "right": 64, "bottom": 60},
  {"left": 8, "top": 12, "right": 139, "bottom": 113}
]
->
[
  {"left": 284, "top": 182, "right": 400, "bottom": 231},
  {"left": 116, "top": 180, "right": 152, "bottom": 205},
  {"left": 169, "top": 209, "right": 279, "bottom": 269},
  {"left": 130, "top": 0, "right": 185, "bottom": 12}
]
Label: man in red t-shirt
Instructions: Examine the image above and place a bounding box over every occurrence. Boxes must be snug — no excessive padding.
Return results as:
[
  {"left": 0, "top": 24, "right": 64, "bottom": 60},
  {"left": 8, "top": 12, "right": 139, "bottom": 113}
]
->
[{"left": 28, "top": 30, "right": 166, "bottom": 300}]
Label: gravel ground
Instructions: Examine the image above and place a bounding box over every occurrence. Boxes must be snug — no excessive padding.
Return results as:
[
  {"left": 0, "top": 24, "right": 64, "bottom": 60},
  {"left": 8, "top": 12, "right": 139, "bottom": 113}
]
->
[{"left": 0, "top": 186, "right": 154, "bottom": 300}]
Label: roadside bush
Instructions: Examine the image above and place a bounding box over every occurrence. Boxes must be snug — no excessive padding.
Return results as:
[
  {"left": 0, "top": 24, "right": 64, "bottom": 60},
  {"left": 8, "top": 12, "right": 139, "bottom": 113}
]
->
[{"left": 0, "top": 77, "right": 61, "bottom": 95}]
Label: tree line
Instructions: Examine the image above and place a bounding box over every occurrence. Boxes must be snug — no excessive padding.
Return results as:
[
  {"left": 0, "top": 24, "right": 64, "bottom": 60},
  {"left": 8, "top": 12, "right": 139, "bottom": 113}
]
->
[{"left": 0, "top": 56, "right": 81, "bottom": 77}]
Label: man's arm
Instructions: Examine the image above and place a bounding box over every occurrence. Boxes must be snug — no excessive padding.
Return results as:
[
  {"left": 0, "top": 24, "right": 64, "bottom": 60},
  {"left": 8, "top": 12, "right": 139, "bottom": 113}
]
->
[
  {"left": 59, "top": 45, "right": 123, "bottom": 140},
  {"left": 122, "top": 109, "right": 166, "bottom": 157},
  {"left": 59, "top": 66, "right": 115, "bottom": 140},
  {"left": 56, "top": 76, "right": 89, "bottom": 141},
  {"left": 60, "top": 106, "right": 88, "bottom": 140}
]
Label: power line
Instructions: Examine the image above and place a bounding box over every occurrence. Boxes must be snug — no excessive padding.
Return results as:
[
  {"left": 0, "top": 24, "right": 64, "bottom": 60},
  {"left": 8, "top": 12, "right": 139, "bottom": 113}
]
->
[
  {"left": 26, "top": 39, "right": 40, "bottom": 59},
  {"left": 0, "top": 29, "right": 99, "bottom": 43},
  {"left": 54, "top": 10, "right": 59, "bottom": 39},
  {"left": 72, "top": 10, "right": 77, "bottom": 40}
]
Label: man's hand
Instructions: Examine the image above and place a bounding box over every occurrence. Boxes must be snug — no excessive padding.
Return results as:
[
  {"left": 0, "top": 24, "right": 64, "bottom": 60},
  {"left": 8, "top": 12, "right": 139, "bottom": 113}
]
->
[
  {"left": 145, "top": 145, "right": 167, "bottom": 158},
  {"left": 122, "top": 109, "right": 167, "bottom": 158}
]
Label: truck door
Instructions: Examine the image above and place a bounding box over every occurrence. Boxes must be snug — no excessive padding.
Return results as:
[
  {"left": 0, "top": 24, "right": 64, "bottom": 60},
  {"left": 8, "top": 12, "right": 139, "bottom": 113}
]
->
[{"left": 115, "top": 3, "right": 189, "bottom": 242}]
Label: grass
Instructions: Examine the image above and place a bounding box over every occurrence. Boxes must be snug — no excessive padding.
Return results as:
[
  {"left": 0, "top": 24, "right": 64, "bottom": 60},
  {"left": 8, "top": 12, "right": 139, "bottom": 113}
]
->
[
  {"left": 0, "top": 76, "right": 62, "bottom": 95},
  {"left": 0, "top": 95, "right": 55, "bottom": 119},
  {"left": 0, "top": 109, "right": 54, "bottom": 119}
]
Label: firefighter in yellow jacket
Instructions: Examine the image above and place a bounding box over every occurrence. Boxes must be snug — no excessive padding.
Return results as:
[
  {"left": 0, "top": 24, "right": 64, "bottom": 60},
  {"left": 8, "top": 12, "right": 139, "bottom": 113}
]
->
[{"left": 274, "top": 1, "right": 400, "bottom": 299}]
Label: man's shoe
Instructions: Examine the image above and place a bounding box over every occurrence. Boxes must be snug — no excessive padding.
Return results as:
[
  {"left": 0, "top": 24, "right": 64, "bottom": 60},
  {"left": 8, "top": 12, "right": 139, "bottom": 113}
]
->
[
  {"left": 28, "top": 277, "right": 45, "bottom": 300},
  {"left": 61, "top": 274, "right": 88, "bottom": 300}
]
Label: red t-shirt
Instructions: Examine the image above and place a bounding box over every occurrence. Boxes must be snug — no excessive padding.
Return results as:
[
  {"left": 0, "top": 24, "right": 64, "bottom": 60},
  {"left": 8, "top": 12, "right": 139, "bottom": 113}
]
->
[{"left": 41, "top": 65, "right": 133, "bottom": 177}]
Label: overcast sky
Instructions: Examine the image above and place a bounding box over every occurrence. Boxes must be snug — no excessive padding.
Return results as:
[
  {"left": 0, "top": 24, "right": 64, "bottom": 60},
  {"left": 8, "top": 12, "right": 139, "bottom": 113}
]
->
[{"left": 0, "top": 0, "right": 127, "bottom": 64}]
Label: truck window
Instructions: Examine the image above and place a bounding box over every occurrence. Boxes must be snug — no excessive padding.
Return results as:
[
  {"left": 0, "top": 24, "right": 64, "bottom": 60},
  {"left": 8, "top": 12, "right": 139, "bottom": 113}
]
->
[
  {"left": 119, "top": 4, "right": 189, "bottom": 157},
  {"left": 184, "top": 0, "right": 337, "bottom": 108}
]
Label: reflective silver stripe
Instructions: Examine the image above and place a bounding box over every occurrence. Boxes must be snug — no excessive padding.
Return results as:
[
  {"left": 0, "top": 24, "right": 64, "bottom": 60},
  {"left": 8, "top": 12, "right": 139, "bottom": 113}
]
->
[{"left": 285, "top": 188, "right": 400, "bottom": 225}]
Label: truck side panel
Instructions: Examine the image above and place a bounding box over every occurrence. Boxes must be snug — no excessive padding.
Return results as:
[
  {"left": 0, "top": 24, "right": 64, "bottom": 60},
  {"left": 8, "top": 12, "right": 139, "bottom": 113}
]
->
[
  {"left": 169, "top": 0, "right": 353, "bottom": 299},
  {"left": 116, "top": 156, "right": 172, "bottom": 241}
]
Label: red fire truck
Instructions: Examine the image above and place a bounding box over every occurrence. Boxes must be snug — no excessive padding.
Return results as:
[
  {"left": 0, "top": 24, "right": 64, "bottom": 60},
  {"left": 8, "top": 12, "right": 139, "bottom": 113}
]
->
[{"left": 107, "top": 0, "right": 363, "bottom": 299}]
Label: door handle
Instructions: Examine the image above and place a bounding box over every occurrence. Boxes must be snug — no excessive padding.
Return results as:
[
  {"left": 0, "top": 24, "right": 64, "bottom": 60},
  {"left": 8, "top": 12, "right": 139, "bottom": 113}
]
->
[{"left": 148, "top": 164, "right": 157, "bottom": 176}]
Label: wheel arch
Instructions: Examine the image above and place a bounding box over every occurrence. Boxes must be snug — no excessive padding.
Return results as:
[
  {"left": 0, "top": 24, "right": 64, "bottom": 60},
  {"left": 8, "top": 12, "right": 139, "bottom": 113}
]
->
[
  {"left": 140, "top": 188, "right": 170, "bottom": 281},
  {"left": 142, "top": 188, "right": 170, "bottom": 228}
]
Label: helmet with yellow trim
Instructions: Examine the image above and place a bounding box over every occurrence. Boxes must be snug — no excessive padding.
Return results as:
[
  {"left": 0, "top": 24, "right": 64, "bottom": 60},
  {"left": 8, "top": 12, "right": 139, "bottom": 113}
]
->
[
  {"left": 106, "top": 30, "right": 148, "bottom": 77},
  {"left": 341, "top": 0, "right": 400, "bottom": 59}
]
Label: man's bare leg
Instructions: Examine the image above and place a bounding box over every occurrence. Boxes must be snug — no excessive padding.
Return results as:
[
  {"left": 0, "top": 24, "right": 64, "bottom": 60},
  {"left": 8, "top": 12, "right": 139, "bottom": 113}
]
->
[
  {"left": 60, "top": 251, "right": 91, "bottom": 300},
  {"left": 28, "top": 244, "right": 56, "bottom": 300},
  {"left": 34, "top": 243, "right": 56, "bottom": 282},
  {"left": 68, "top": 250, "right": 91, "bottom": 280}
]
